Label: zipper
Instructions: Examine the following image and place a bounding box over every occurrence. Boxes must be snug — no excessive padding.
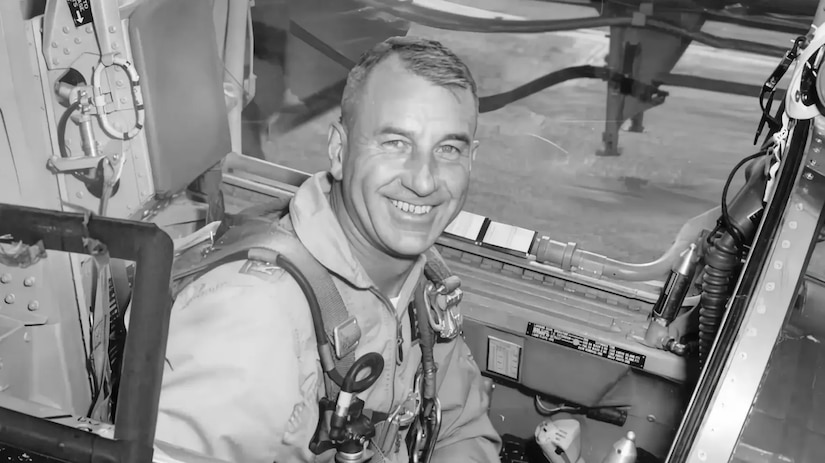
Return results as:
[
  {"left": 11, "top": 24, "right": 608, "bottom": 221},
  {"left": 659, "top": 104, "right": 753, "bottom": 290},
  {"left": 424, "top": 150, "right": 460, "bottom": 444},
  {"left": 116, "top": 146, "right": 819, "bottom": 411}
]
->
[{"left": 368, "top": 287, "right": 404, "bottom": 419}]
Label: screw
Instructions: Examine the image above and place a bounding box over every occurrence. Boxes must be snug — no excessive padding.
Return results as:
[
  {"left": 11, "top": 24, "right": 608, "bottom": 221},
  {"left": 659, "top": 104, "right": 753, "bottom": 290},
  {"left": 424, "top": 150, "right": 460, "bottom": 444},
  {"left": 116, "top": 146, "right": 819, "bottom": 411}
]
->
[
  {"left": 812, "top": 159, "right": 818, "bottom": 166},
  {"left": 4, "top": 294, "right": 15, "bottom": 304},
  {"left": 0, "top": 274, "right": 10, "bottom": 284},
  {"left": 27, "top": 301, "right": 39, "bottom": 311},
  {"left": 23, "top": 277, "right": 35, "bottom": 287},
  {"left": 646, "top": 415, "right": 656, "bottom": 422},
  {"left": 805, "top": 172, "right": 814, "bottom": 180}
]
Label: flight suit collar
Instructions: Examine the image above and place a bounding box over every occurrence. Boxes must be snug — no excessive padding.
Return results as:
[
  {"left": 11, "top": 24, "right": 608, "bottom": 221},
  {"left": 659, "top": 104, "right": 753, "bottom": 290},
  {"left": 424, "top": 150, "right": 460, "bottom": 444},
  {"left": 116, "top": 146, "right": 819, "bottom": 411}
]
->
[{"left": 288, "top": 171, "right": 426, "bottom": 297}]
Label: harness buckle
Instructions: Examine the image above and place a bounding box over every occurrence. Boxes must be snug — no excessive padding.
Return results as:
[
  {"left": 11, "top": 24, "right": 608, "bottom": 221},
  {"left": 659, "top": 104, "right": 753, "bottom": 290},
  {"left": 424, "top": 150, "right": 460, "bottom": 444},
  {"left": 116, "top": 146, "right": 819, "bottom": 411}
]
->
[{"left": 424, "top": 276, "right": 463, "bottom": 340}]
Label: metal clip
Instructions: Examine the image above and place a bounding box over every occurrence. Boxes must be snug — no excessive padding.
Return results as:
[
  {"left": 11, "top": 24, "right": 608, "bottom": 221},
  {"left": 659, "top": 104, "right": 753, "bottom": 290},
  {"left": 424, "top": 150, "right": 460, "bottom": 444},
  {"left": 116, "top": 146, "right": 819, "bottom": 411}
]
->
[
  {"left": 409, "top": 397, "right": 442, "bottom": 463},
  {"left": 424, "top": 281, "right": 463, "bottom": 340}
]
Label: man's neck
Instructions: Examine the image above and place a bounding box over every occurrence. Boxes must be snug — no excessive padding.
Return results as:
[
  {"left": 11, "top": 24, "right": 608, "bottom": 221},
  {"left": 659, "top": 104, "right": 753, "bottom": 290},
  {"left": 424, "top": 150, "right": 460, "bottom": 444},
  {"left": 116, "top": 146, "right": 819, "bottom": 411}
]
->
[{"left": 330, "top": 184, "right": 416, "bottom": 298}]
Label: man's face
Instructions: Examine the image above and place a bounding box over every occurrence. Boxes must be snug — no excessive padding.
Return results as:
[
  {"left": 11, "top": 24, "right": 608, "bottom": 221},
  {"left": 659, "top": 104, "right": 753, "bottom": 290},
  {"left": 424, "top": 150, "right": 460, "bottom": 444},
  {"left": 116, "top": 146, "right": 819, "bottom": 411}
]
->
[{"left": 329, "top": 56, "right": 478, "bottom": 258}]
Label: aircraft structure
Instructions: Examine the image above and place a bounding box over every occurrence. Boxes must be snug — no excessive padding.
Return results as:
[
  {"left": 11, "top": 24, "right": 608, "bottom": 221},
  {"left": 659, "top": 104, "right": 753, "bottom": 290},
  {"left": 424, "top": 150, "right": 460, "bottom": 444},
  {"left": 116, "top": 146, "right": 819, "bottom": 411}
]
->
[{"left": 0, "top": 1, "right": 824, "bottom": 462}]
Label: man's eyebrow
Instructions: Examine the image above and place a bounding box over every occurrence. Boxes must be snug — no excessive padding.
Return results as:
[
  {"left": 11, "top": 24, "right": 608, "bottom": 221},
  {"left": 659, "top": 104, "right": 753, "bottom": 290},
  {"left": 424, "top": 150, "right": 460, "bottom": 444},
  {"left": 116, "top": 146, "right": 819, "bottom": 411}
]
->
[
  {"left": 442, "top": 133, "right": 472, "bottom": 145},
  {"left": 378, "top": 126, "right": 415, "bottom": 139},
  {"left": 377, "top": 126, "right": 471, "bottom": 145}
]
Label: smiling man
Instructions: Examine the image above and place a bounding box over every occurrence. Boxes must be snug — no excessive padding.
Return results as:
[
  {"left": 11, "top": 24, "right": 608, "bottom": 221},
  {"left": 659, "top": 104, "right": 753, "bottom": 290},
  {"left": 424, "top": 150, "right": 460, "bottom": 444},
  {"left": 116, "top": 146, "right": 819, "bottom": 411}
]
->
[{"left": 155, "top": 37, "right": 501, "bottom": 463}]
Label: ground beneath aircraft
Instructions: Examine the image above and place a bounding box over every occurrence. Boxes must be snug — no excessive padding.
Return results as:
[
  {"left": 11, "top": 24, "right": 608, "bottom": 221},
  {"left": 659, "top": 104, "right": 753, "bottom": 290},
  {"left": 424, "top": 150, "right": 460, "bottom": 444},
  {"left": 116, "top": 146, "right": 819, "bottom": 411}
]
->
[{"left": 259, "top": 1, "right": 813, "bottom": 267}]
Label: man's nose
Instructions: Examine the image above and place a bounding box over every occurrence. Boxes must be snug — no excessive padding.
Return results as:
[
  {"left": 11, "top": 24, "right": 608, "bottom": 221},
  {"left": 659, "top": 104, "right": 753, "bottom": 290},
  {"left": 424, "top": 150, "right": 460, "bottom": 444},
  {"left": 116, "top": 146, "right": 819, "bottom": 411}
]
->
[{"left": 405, "top": 151, "right": 437, "bottom": 197}]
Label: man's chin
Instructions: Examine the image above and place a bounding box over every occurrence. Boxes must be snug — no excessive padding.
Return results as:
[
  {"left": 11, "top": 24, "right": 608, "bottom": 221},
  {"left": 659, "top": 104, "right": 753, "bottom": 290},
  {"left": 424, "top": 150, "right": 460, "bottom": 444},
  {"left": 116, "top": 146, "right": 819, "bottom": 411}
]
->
[{"left": 385, "top": 235, "right": 436, "bottom": 258}]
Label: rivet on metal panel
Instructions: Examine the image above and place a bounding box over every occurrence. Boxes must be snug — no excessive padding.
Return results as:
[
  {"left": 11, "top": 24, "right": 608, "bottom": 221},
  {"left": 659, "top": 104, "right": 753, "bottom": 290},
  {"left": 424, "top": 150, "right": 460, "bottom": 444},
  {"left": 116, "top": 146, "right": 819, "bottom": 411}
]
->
[
  {"left": 757, "top": 303, "right": 766, "bottom": 314},
  {"left": 74, "top": 37, "right": 81, "bottom": 44},
  {"left": 119, "top": 97, "right": 127, "bottom": 104},
  {"left": 815, "top": 147, "right": 821, "bottom": 153},
  {"left": 116, "top": 79, "right": 124, "bottom": 87},
  {"left": 50, "top": 41, "right": 57, "bottom": 48},
  {"left": 27, "top": 301, "right": 39, "bottom": 311},
  {"left": 765, "top": 282, "right": 775, "bottom": 291},
  {"left": 76, "top": 191, "right": 83, "bottom": 199},
  {"left": 4, "top": 294, "right": 14, "bottom": 304},
  {"left": 746, "top": 326, "right": 757, "bottom": 336},
  {"left": 109, "top": 26, "right": 117, "bottom": 33},
  {"left": 646, "top": 415, "right": 656, "bottom": 422},
  {"left": 698, "top": 450, "right": 707, "bottom": 461},
  {"left": 739, "top": 352, "right": 747, "bottom": 360},
  {"left": 0, "top": 274, "right": 11, "bottom": 284},
  {"left": 112, "top": 42, "right": 119, "bottom": 50},
  {"left": 52, "top": 58, "right": 59, "bottom": 65},
  {"left": 789, "top": 221, "right": 798, "bottom": 229},
  {"left": 23, "top": 277, "right": 34, "bottom": 287},
  {"left": 797, "top": 203, "right": 804, "bottom": 211},
  {"left": 804, "top": 172, "right": 814, "bottom": 180},
  {"left": 23, "top": 332, "right": 30, "bottom": 343},
  {"left": 86, "top": 26, "right": 92, "bottom": 33},
  {"left": 811, "top": 159, "right": 818, "bottom": 166},
  {"left": 774, "top": 261, "right": 784, "bottom": 270},
  {"left": 62, "top": 26, "right": 69, "bottom": 34},
  {"left": 782, "top": 240, "right": 791, "bottom": 248}
]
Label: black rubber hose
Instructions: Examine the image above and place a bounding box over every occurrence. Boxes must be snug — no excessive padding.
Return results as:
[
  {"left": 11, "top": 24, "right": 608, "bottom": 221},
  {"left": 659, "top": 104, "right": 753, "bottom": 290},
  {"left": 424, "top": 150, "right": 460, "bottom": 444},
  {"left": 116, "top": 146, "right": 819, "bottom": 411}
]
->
[
  {"left": 698, "top": 233, "right": 742, "bottom": 364},
  {"left": 275, "top": 254, "right": 345, "bottom": 387}
]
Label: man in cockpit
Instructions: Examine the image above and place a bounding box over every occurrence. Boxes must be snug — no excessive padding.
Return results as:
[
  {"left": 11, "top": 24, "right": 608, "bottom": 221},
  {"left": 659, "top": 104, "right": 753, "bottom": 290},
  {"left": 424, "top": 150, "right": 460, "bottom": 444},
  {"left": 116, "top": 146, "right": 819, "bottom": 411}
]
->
[{"left": 154, "top": 36, "right": 501, "bottom": 462}]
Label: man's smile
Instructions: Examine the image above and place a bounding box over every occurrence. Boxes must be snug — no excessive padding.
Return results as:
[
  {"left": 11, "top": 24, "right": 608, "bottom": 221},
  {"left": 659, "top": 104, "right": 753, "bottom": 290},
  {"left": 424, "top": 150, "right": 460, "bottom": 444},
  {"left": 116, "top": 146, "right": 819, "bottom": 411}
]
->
[{"left": 389, "top": 198, "right": 435, "bottom": 215}]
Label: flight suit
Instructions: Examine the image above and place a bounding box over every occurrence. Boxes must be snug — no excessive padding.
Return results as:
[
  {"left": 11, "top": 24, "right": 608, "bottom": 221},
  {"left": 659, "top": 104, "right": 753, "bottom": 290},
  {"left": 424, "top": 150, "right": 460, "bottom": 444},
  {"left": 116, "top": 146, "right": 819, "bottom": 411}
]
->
[{"left": 154, "top": 171, "right": 502, "bottom": 463}]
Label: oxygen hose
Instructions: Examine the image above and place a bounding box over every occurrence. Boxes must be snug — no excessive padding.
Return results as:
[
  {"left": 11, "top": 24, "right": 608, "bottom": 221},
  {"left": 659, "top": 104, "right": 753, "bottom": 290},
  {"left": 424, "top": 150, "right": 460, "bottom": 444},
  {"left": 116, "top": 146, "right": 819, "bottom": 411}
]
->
[
  {"left": 697, "top": 151, "right": 768, "bottom": 364},
  {"left": 698, "top": 232, "right": 742, "bottom": 363},
  {"left": 274, "top": 254, "right": 347, "bottom": 385}
]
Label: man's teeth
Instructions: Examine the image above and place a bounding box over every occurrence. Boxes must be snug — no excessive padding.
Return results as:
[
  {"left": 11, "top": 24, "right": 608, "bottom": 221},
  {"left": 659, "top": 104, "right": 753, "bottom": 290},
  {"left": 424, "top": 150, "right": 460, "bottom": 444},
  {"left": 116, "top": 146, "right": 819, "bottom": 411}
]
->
[{"left": 391, "top": 199, "right": 433, "bottom": 215}]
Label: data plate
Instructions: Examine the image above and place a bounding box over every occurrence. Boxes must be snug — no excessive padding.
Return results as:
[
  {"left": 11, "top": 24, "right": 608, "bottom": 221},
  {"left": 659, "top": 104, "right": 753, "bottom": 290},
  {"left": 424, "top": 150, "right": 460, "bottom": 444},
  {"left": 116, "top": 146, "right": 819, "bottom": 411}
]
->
[
  {"left": 487, "top": 335, "right": 522, "bottom": 380},
  {"left": 526, "top": 322, "right": 646, "bottom": 369}
]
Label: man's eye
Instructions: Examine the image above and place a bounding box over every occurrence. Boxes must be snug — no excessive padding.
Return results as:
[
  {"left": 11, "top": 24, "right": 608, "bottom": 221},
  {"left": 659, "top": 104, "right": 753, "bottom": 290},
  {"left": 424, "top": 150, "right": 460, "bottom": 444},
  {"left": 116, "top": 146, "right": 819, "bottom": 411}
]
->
[
  {"left": 436, "top": 145, "right": 462, "bottom": 158},
  {"left": 382, "top": 140, "right": 408, "bottom": 150}
]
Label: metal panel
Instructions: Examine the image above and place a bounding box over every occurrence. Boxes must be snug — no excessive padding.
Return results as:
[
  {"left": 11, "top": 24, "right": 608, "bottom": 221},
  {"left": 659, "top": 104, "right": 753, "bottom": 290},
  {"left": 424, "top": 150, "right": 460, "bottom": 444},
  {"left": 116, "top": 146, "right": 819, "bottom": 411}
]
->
[
  {"left": 128, "top": 0, "right": 232, "bottom": 197},
  {"left": 684, "top": 116, "right": 825, "bottom": 463}
]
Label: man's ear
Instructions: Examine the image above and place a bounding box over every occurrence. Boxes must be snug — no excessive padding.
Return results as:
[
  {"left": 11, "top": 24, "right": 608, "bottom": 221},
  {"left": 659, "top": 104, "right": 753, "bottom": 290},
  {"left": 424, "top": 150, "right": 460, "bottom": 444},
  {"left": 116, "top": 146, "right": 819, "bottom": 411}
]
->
[
  {"left": 328, "top": 120, "right": 346, "bottom": 181},
  {"left": 469, "top": 140, "right": 480, "bottom": 171}
]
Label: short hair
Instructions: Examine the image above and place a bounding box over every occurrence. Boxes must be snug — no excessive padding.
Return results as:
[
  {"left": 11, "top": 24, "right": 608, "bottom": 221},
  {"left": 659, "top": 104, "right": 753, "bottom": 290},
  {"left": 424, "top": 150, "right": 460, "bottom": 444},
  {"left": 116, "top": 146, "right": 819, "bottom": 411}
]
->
[{"left": 340, "top": 36, "right": 478, "bottom": 128}]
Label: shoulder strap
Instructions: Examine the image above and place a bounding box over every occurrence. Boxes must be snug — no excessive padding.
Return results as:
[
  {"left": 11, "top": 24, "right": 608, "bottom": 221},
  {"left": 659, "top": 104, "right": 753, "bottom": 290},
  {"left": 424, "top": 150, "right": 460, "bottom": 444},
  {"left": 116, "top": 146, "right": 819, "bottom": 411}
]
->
[
  {"left": 423, "top": 246, "right": 452, "bottom": 284},
  {"left": 170, "top": 215, "right": 357, "bottom": 397}
]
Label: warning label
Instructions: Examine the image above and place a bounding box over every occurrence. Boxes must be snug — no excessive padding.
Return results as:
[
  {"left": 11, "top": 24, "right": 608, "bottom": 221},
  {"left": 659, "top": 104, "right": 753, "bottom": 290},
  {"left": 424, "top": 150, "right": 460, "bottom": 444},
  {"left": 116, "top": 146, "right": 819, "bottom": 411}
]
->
[
  {"left": 526, "top": 322, "right": 646, "bottom": 369},
  {"left": 67, "top": 0, "right": 94, "bottom": 27}
]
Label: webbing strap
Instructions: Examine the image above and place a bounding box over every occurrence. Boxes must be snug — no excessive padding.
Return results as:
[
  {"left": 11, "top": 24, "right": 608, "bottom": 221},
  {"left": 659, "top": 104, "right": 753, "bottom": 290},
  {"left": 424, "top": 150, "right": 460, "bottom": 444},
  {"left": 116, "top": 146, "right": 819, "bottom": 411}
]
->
[{"left": 423, "top": 247, "right": 452, "bottom": 284}]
